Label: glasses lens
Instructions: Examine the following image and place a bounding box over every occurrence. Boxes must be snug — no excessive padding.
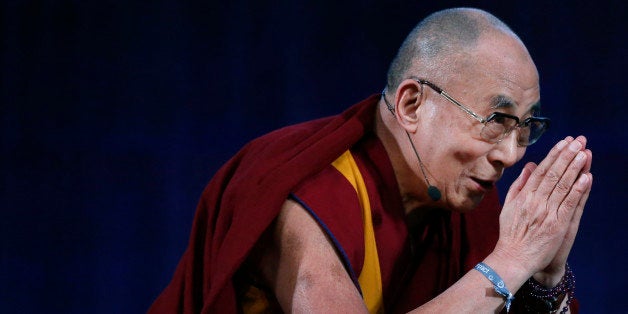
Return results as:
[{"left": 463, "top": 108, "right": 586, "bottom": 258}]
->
[
  {"left": 481, "top": 114, "right": 518, "bottom": 143},
  {"left": 519, "top": 118, "right": 549, "bottom": 146}
]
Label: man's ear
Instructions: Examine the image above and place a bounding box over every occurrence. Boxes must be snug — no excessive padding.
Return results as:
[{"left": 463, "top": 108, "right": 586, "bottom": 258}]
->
[{"left": 394, "top": 79, "right": 423, "bottom": 132}]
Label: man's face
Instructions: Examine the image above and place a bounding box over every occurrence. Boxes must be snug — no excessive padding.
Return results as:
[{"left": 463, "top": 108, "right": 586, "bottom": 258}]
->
[{"left": 413, "top": 33, "right": 541, "bottom": 211}]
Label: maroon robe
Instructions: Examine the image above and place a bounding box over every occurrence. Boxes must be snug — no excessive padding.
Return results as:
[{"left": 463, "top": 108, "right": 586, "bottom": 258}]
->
[
  {"left": 149, "top": 95, "right": 383, "bottom": 313},
  {"left": 290, "top": 130, "right": 502, "bottom": 313},
  {"left": 148, "top": 94, "right": 577, "bottom": 313}
]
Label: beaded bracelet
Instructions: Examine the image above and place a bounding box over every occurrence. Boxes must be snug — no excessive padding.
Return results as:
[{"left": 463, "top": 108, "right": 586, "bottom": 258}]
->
[{"left": 520, "top": 264, "right": 576, "bottom": 313}]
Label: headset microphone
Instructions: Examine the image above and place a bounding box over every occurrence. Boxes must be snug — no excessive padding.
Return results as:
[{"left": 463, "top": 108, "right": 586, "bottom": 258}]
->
[
  {"left": 405, "top": 131, "right": 442, "bottom": 201},
  {"left": 382, "top": 90, "right": 442, "bottom": 202}
]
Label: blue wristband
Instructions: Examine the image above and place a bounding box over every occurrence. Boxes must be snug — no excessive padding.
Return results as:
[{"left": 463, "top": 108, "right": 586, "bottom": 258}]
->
[{"left": 474, "top": 262, "right": 515, "bottom": 312}]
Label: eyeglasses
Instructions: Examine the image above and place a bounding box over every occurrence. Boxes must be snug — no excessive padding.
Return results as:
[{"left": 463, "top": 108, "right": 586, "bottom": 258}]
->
[{"left": 415, "top": 79, "right": 550, "bottom": 147}]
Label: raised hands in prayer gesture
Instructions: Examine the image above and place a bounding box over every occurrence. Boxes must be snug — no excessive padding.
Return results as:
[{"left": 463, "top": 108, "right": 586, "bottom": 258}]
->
[{"left": 496, "top": 135, "right": 592, "bottom": 287}]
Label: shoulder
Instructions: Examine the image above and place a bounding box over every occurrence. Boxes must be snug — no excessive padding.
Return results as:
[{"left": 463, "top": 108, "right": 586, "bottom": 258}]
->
[{"left": 291, "top": 162, "right": 366, "bottom": 272}]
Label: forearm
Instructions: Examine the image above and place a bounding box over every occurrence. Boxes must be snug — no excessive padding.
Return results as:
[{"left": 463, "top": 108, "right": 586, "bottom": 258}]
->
[{"left": 408, "top": 252, "right": 530, "bottom": 313}]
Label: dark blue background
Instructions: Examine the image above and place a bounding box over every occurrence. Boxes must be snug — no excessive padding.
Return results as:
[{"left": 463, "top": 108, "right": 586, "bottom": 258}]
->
[{"left": 2, "top": 1, "right": 626, "bottom": 313}]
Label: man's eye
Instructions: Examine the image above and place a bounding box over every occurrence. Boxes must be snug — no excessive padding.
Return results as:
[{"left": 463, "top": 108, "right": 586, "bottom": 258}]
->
[{"left": 493, "top": 116, "right": 508, "bottom": 124}]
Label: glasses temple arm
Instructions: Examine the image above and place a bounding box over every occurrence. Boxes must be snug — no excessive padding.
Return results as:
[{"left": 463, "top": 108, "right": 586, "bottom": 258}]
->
[
  {"left": 439, "top": 91, "right": 486, "bottom": 123},
  {"left": 417, "top": 79, "right": 486, "bottom": 123}
]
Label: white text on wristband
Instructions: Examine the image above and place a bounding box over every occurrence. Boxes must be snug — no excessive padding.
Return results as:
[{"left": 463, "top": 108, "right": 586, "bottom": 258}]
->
[{"left": 474, "top": 262, "right": 515, "bottom": 312}]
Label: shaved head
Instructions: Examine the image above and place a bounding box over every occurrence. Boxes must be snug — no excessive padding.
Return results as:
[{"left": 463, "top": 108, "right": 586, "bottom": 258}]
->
[{"left": 386, "top": 8, "right": 522, "bottom": 91}]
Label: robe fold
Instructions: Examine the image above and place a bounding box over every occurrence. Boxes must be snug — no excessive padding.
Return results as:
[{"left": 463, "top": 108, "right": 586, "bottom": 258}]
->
[{"left": 149, "top": 95, "right": 382, "bottom": 313}]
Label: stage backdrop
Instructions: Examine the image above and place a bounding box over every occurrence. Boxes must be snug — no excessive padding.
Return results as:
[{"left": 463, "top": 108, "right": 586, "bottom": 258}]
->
[{"left": 2, "top": 1, "right": 626, "bottom": 313}]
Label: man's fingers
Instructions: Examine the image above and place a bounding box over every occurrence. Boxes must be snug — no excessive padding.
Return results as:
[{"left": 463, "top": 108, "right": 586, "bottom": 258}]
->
[
  {"left": 569, "top": 172, "right": 592, "bottom": 229},
  {"left": 532, "top": 137, "right": 586, "bottom": 201},
  {"left": 574, "top": 135, "right": 587, "bottom": 148},
  {"left": 574, "top": 136, "right": 591, "bottom": 174},
  {"left": 583, "top": 149, "right": 593, "bottom": 173},
  {"left": 519, "top": 137, "right": 573, "bottom": 193},
  {"left": 548, "top": 173, "right": 593, "bottom": 267},
  {"left": 556, "top": 172, "right": 591, "bottom": 224},
  {"left": 505, "top": 162, "right": 536, "bottom": 204},
  {"left": 546, "top": 150, "right": 588, "bottom": 210}
]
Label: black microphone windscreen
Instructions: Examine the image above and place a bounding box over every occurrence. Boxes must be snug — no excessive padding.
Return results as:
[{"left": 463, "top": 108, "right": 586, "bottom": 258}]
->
[{"left": 428, "top": 185, "right": 441, "bottom": 201}]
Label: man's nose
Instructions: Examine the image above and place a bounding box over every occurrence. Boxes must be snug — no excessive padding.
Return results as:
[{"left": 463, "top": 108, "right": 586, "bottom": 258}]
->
[{"left": 488, "top": 131, "right": 522, "bottom": 168}]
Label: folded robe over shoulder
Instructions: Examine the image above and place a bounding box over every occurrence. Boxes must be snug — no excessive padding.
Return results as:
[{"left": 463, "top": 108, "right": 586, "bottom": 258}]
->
[{"left": 149, "top": 95, "right": 387, "bottom": 313}]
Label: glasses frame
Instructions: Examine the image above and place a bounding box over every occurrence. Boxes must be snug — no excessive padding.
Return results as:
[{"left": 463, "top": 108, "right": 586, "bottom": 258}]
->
[{"left": 415, "top": 79, "right": 550, "bottom": 147}]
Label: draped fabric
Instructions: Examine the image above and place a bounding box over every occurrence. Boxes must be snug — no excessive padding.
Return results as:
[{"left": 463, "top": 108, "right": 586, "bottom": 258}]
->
[{"left": 148, "top": 95, "right": 379, "bottom": 313}]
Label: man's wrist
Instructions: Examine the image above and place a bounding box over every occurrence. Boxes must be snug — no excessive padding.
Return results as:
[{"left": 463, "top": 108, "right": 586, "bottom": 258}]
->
[
  {"left": 514, "top": 263, "right": 576, "bottom": 314},
  {"left": 532, "top": 265, "right": 566, "bottom": 288},
  {"left": 518, "top": 286, "right": 567, "bottom": 313},
  {"left": 482, "top": 252, "right": 530, "bottom": 293}
]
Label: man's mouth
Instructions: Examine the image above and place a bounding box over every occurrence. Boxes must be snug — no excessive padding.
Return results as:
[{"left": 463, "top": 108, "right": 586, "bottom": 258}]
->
[{"left": 471, "top": 177, "right": 495, "bottom": 190}]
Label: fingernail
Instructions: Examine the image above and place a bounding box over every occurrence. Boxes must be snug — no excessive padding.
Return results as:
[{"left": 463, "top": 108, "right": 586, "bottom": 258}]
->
[
  {"left": 578, "top": 173, "right": 589, "bottom": 185},
  {"left": 576, "top": 151, "right": 586, "bottom": 161},
  {"left": 569, "top": 140, "right": 581, "bottom": 152},
  {"left": 556, "top": 140, "right": 567, "bottom": 150}
]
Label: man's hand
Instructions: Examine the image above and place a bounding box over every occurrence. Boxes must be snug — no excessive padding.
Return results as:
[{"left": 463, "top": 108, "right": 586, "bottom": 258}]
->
[
  {"left": 494, "top": 135, "right": 593, "bottom": 286},
  {"left": 534, "top": 136, "right": 592, "bottom": 286}
]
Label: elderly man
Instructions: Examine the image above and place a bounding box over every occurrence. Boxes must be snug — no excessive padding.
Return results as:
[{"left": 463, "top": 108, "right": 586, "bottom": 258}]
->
[{"left": 150, "top": 7, "right": 592, "bottom": 313}]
